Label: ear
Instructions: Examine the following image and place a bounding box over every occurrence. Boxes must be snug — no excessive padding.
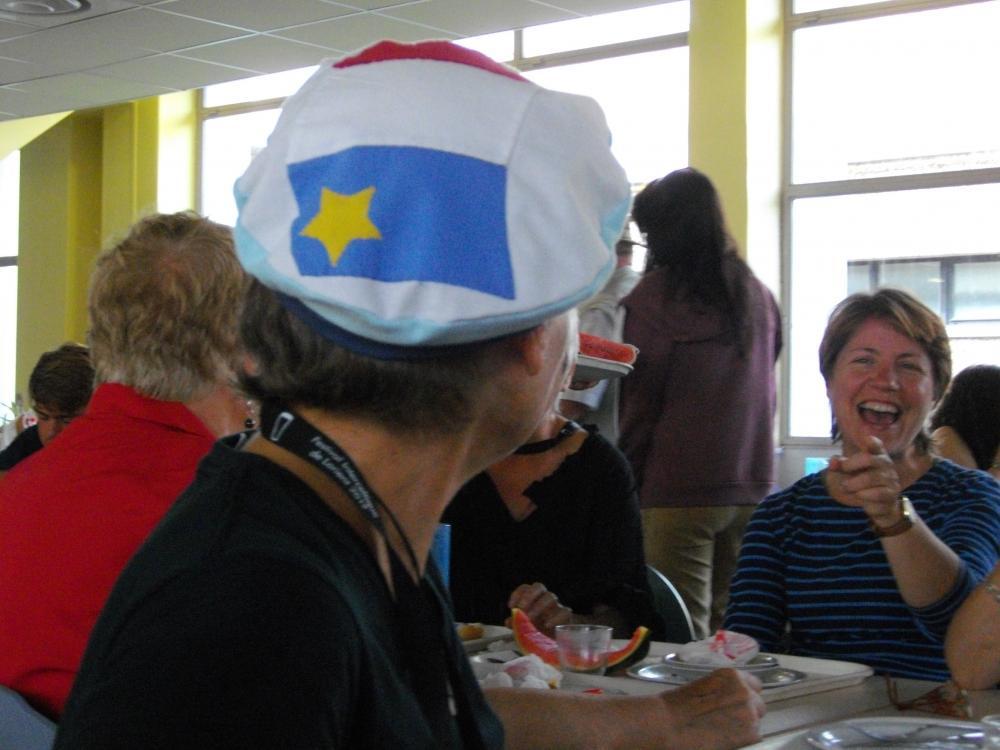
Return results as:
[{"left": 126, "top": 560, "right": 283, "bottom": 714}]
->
[{"left": 508, "top": 325, "right": 546, "bottom": 377}]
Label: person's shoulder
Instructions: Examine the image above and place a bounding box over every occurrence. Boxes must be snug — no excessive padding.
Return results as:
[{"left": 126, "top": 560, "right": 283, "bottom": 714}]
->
[{"left": 917, "top": 458, "right": 1000, "bottom": 504}]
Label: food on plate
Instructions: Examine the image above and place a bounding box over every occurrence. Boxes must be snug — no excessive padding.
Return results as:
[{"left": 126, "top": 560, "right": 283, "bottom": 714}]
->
[
  {"left": 479, "top": 653, "right": 563, "bottom": 690},
  {"left": 578, "top": 332, "right": 638, "bottom": 366},
  {"left": 510, "top": 608, "right": 651, "bottom": 672},
  {"left": 675, "top": 629, "right": 760, "bottom": 667},
  {"left": 456, "top": 622, "right": 486, "bottom": 641}
]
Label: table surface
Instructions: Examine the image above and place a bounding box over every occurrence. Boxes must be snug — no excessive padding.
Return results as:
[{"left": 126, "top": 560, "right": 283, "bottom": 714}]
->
[{"left": 472, "top": 639, "right": 1000, "bottom": 746}]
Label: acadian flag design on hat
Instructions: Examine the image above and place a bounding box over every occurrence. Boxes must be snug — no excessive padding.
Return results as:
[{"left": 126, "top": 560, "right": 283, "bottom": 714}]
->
[{"left": 234, "top": 40, "right": 630, "bottom": 359}]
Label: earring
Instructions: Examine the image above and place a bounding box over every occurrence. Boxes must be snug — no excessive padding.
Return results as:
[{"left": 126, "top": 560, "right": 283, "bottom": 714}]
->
[{"left": 244, "top": 400, "right": 258, "bottom": 431}]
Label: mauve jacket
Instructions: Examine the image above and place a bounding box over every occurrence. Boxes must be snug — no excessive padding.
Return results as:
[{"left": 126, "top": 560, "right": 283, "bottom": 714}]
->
[{"left": 618, "top": 257, "right": 782, "bottom": 508}]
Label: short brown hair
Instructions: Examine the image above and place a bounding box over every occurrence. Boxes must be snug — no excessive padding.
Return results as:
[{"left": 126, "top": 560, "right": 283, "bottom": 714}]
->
[
  {"left": 88, "top": 212, "right": 247, "bottom": 402},
  {"left": 819, "top": 288, "right": 951, "bottom": 450},
  {"left": 239, "top": 279, "right": 512, "bottom": 435},
  {"left": 28, "top": 342, "right": 94, "bottom": 416}
]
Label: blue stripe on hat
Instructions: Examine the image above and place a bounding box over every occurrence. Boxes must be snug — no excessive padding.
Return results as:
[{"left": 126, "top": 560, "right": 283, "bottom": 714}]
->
[{"left": 288, "top": 146, "right": 514, "bottom": 299}]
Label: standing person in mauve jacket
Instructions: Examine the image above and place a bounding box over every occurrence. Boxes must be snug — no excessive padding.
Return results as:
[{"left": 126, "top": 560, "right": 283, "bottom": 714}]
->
[{"left": 618, "top": 167, "right": 782, "bottom": 639}]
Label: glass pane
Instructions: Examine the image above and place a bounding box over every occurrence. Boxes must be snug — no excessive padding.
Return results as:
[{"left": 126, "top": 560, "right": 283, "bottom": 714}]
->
[
  {"left": 0, "top": 150, "right": 19, "bottom": 258},
  {"left": 524, "top": 47, "right": 688, "bottom": 186},
  {"left": 846, "top": 261, "right": 870, "bottom": 295},
  {"left": 456, "top": 31, "right": 514, "bottom": 62},
  {"left": 523, "top": 2, "right": 689, "bottom": 57},
  {"left": 787, "top": 182, "right": 1000, "bottom": 438},
  {"left": 794, "top": 0, "right": 891, "bottom": 12},
  {"left": 200, "top": 108, "right": 282, "bottom": 227},
  {"left": 953, "top": 259, "right": 1000, "bottom": 321},
  {"left": 792, "top": 1, "right": 1000, "bottom": 183},
  {"left": 0, "top": 266, "right": 17, "bottom": 412},
  {"left": 202, "top": 65, "right": 318, "bottom": 108},
  {"left": 880, "top": 260, "right": 942, "bottom": 317}
]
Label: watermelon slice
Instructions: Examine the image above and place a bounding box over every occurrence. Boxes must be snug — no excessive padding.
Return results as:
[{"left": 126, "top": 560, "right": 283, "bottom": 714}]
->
[{"left": 510, "top": 608, "right": 651, "bottom": 672}]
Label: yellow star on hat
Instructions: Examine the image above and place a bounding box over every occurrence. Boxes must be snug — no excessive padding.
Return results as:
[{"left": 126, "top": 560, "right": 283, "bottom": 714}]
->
[{"left": 300, "top": 186, "right": 382, "bottom": 265}]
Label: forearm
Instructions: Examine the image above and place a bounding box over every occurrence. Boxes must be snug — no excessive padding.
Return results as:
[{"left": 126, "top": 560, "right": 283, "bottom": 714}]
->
[
  {"left": 487, "top": 689, "right": 662, "bottom": 750},
  {"left": 486, "top": 676, "right": 763, "bottom": 750},
  {"left": 946, "top": 569, "right": 1000, "bottom": 689},
  {"left": 881, "top": 514, "right": 964, "bottom": 609}
]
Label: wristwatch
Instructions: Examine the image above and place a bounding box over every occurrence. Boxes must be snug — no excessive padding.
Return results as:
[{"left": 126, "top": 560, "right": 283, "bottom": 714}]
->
[{"left": 870, "top": 495, "right": 914, "bottom": 537}]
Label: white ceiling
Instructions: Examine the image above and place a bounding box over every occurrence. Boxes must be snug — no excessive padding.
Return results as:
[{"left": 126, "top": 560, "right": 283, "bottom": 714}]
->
[{"left": 0, "top": 0, "right": 661, "bottom": 121}]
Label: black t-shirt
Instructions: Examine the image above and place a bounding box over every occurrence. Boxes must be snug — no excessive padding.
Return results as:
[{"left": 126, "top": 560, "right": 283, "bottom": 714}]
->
[
  {"left": 55, "top": 442, "right": 504, "bottom": 750},
  {"left": 0, "top": 424, "right": 42, "bottom": 470},
  {"left": 443, "top": 428, "right": 663, "bottom": 638}
]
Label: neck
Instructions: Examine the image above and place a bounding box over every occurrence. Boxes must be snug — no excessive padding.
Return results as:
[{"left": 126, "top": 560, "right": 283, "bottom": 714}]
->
[
  {"left": 893, "top": 448, "right": 935, "bottom": 490},
  {"left": 247, "top": 406, "right": 491, "bottom": 583},
  {"left": 184, "top": 384, "right": 246, "bottom": 437}
]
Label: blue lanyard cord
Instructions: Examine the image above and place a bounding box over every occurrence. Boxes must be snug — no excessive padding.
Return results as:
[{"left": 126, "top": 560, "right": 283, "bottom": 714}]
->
[{"left": 258, "top": 401, "right": 421, "bottom": 580}]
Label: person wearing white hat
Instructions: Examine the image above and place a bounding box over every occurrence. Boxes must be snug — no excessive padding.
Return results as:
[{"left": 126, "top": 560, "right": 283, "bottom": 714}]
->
[{"left": 55, "top": 41, "right": 764, "bottom": 749}]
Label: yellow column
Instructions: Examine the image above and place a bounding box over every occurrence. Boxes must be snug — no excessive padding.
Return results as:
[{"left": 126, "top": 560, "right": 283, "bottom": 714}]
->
[
  {"left": 689, "top": 0, "right": 749, "bottom": 252},
  {"left": 16, "top": 113, "right": 103, "bottom": 390}
]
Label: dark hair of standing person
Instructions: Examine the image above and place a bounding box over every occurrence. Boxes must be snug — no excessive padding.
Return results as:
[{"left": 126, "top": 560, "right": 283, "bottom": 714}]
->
[
  {"left": 930, "top": 364, "right": 1000, "bottom": 471},
  {"left": 631, "top": 167, "right": 751, "bottom": 355}
]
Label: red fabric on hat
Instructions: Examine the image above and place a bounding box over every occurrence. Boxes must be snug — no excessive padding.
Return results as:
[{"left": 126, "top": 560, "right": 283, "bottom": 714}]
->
[{"left": 333, "top": 39, "right": 527, "bottom": 82}]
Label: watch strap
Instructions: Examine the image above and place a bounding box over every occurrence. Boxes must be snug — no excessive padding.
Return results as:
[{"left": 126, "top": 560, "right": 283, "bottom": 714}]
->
[{"left": 870, "top": 495, "right": 914, "bottom": 538}]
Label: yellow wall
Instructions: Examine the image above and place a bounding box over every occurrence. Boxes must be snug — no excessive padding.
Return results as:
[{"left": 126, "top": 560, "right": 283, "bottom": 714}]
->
[{"left": 11, "top": 92, "right": 198, "bottom": 396}]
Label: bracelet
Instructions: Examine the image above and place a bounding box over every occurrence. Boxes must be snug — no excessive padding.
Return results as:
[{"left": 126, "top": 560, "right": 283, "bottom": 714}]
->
[{"left": 984, "top": 580, "right": 1000, "bottom": 606}]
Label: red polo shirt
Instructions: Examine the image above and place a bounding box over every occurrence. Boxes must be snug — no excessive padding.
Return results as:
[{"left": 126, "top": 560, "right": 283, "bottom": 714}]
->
[{"left": 0, "top": 383, "right": 216, "bottom": 719}]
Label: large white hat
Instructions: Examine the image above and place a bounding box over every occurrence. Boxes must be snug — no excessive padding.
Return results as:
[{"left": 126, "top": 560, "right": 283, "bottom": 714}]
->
[{"left": 235, "top": 40, "right": 629, "bottom": 359}]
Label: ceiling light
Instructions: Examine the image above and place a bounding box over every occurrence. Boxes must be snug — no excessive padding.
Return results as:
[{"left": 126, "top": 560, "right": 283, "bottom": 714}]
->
[{"left": 0, "top": 0, "right": 90, "bottom": 13}]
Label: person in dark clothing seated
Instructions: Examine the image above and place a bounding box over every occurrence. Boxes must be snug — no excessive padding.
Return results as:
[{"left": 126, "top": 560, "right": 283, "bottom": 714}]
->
[
  {"left": 445, "top": 407, "right": 663, "bottom": 640},
  {"left": 0, "top": 342, "right": 93, "bottom": 476}
]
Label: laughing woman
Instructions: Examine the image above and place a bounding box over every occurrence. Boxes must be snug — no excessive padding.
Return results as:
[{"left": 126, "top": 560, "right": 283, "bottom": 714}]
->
[{"left": 725, "top": 288, "right": 1000, "bottom": 680}]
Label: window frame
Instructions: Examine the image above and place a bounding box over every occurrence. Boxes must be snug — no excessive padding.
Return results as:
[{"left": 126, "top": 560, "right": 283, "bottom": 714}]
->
[
  {"left": 779, "top": 0, "right": 1000, "bottom": 446},
  {"left": 195, "top": 22, "right": 690, "bottom": 219}
]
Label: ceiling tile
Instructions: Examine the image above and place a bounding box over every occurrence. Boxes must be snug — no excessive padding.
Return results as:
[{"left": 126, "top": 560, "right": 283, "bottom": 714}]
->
[
  {"left": 97, "top": 7, "right": 249, "bottom": 52},
  {"left": 0, "top": 56, "right": 32, "bottom": 85},
  {"left": 382, "top": 0, "right": 573, "bottom": 37},
  {"left": 535, "top": 0, "right": 661, "bottom": 13},
  {"left": 274, "top": 12, "right": 453, "bottom": 52},
  {"left": 177, "top": 35, "right": 336, "bottom": 74},
  {"left": 156, "top": 0, "right": 356, "bottom": 33},
  {"left": 327, "top": 0, "right": 429, "bottom": 10},
  {"left": 0, "top": 0, "right": 143, "bottom": 29},
  {"left": 11, "top": 71, "right": 172, "bottom": 103},
  {"left": 91, "top": 53, "right": 253, "bottom": 89},
  {"left": 0, "top": 85, "right": 86, "bottom": 117},
  {"left": 0, "top": 20, "right": 33, "bottom": 41},
  {"left": 0, "top": 26, "right": 144, "bottom": 72}
]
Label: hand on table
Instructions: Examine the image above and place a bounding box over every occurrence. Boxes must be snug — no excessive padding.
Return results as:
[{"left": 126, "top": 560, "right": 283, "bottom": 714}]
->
[
  {"left": 657, "top": 668, "right": 765, "bottom": 750},
  {"left": 508, "top": 582, "right": 572, "bottom": 636},
  {"left": 826, "top": 436, "right": 903, "bottom": 526}
]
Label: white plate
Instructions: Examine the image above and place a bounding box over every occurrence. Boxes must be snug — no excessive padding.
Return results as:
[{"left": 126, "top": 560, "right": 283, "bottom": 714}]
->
[
  {"left": 804, "top": 717, "right": 984, "bottom": 748},
  {"left": 573, "top": 354, "right": 633, "bottom": 382},
  {"left": 628, "top": 662, "right": 806, "bottom": 689},
  {"left": 457, "top": 624, "right": 513, "bottom": 653},
  {"left": 661, "top": 652, "right": 780, "bottom": 673}
]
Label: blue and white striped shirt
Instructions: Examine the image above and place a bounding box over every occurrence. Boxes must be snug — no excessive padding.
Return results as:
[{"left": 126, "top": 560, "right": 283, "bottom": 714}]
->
[{"left": 724, "top": 459, "right": 1000, "bottom": 680}]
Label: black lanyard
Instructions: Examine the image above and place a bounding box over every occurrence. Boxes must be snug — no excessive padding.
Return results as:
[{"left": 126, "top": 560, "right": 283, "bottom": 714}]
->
[
  {"left": 258, "top": 402, "right": 495, "bottom": 747},
  {"left": 259, "top": 401, "right": 419, "bottom": 574}
]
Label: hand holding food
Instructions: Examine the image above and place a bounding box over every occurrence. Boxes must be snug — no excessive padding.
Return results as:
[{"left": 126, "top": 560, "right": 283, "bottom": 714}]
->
[{"left": 507, "top": 582, "right": 573, "bottom": 636}]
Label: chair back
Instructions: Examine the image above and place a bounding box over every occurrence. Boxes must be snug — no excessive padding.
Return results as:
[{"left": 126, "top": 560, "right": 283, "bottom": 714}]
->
[
  {"left": 0, "top": 685, "right": 56, "bottom": 750},
  {"left": 645, "top": 564, "right": 695, "bottom": 644}
]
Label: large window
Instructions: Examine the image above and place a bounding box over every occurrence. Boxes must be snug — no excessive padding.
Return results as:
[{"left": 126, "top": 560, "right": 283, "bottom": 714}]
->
[
  {"left": 0, "top": 149, "right": 19, "bottom": 421},
  {"left": 198, "top": 3, "right": 690, "bottom": 232},
  {"left": 784, "top": 0, "right": 1000, "bottom": 440}
]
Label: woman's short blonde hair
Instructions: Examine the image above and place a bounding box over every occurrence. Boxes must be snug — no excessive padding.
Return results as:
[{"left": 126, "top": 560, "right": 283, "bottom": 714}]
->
[{"left": 88, "top": 212, "right": 247, "bottom": 402}]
